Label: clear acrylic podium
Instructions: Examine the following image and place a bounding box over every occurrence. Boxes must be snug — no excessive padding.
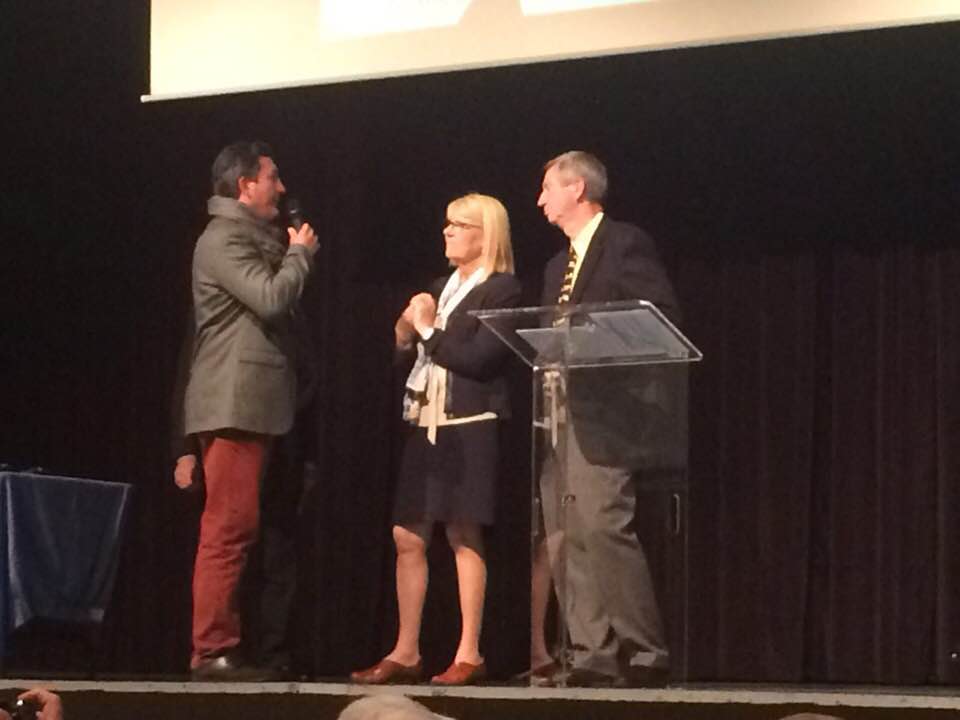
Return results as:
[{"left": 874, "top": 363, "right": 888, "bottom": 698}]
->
[{"left": 472, "top": 299, "right": 701, "bottom": 685}]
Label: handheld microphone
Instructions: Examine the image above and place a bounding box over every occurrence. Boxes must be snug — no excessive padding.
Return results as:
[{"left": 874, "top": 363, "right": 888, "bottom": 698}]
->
[{"left": 287, "top": 197, "right": 305, "bottom": 231}]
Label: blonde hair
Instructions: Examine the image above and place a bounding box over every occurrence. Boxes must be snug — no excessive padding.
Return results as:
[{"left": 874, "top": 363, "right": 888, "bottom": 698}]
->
[{"left": 446, "top": 193, "right": 515, "bottom": 278}]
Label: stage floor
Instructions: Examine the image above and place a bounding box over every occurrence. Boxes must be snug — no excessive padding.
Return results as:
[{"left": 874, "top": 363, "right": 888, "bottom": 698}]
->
[{"left": 3, "top": 678, "right": 960, "bottom": 719}]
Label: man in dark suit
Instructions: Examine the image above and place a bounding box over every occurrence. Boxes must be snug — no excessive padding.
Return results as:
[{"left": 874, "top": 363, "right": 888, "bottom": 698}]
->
[
  {"left": 184, "top": 141, "right": 317, "bottom": 680},
  {"left": 535, "top": 150, "right": 681, "bottom": 687}
]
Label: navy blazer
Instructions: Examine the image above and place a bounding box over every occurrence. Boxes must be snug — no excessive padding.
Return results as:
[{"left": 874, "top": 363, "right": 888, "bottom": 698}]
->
[
  {"left": 541, "top": 215, "right": 686, "bottom": 471},
  {"left": 413, "top": 271, "right": 522, "bottom": 419},
  {"left": 541, "top": 215, "right": 680, "bottom": 324}
]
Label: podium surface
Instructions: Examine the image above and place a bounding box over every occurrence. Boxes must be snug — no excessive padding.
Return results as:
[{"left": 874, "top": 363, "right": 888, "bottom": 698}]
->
[{"left": 473, "top": 299, "right": 700, "bottom": 370}]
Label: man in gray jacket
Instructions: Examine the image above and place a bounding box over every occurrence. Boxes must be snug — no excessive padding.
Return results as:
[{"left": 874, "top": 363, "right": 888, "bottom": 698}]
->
[{"left": 184, "top": 141, "right": 317, "bottom": 680}]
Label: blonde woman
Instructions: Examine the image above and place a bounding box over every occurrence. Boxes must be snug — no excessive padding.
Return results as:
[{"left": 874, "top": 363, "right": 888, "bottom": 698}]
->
[{"left": 352, "top": 193, "right": 520, "bottom": 686}]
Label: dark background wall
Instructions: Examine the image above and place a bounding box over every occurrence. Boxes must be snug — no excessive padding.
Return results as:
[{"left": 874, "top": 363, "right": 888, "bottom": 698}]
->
[{"left": 3, "top": 3, "right": 960, "bottom": 684}]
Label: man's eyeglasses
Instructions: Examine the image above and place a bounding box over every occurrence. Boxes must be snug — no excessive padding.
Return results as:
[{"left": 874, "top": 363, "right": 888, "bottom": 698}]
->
[{"left": 445, "top": 219, "right": 481, "bottom": 231}]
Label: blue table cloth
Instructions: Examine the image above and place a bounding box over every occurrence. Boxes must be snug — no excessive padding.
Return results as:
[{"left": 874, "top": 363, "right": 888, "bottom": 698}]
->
[{"left": 0, "top": 472, "right": 132, "bottom": 660}]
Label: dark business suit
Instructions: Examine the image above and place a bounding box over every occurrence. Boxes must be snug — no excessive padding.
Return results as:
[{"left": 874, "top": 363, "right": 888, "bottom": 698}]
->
[
  {"left": 540, "top": 214, "right": 681, "bottom": 678},
  {"left": 542, "top": 217, "right": 678, "bottom": 315}
]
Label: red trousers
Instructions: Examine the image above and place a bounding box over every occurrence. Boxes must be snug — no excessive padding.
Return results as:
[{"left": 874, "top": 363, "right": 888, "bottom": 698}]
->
[{"left": 191, "top": 432, "right": 267, "bottom": 667}]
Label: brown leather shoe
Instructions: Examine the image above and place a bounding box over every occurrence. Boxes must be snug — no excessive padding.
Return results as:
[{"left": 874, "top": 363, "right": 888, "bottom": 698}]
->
[
  {"left": 431, "top": 660, "right": 487, "bottom": 685},
  {"left": 350, "top": 658, "right": 422, "bottom": 684}
]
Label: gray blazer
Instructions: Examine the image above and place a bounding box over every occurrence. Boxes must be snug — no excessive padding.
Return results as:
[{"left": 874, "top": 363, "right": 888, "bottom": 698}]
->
[{"left": 184, "top": 196, "right": 314, "bottom": 437}]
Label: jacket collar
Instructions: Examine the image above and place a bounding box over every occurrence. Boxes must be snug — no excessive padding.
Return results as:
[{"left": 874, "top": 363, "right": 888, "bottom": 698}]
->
[
  {"left": 207, "top": 196, "right": 285, "bottom": 263},
  {"left": 207, "top": 196, "right": 280, "bottom": 233}
]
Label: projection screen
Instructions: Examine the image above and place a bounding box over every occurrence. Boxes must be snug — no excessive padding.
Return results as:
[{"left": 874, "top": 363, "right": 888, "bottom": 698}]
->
[{"left": 145, "top": 0, "right": 960, "bottom": 101}]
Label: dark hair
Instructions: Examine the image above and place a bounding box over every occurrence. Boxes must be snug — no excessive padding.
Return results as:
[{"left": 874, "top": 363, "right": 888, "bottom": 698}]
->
[{"left": 211, "top": 141, "right": 274, "bottom": 198}]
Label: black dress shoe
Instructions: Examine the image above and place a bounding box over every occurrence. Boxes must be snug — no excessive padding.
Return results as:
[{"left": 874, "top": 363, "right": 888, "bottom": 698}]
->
[{"left": 191, "top": 653, "right": 273, "bottom": 682}]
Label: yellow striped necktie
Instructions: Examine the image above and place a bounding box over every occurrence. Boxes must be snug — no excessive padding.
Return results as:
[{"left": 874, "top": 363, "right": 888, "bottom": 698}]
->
[{"left": 557, "top": 244, "right": 578, "bottom": 304}]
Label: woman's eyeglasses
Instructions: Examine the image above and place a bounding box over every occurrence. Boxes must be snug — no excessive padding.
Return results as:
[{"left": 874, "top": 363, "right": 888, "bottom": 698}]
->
[{"left": 444, "top": 219, "right": 481, "bottom": 231}]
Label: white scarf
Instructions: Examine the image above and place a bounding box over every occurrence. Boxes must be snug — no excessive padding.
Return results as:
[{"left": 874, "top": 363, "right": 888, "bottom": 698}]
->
[{"left": 404, "top": 267, "right": 485, "bottom": 425}]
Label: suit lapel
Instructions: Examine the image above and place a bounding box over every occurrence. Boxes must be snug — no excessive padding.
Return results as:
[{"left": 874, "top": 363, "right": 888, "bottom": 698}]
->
[
  {"left": 569, "top": 215, "right": 608, "bottom": 305},
  {"left": 543, "top": 254, "right": 565, "bottom": 306}
]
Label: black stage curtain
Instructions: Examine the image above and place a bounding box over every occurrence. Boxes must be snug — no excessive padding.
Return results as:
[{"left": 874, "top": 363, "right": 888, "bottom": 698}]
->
[{"left": 3, "top": 3, "right": 960, "bottom": 684}]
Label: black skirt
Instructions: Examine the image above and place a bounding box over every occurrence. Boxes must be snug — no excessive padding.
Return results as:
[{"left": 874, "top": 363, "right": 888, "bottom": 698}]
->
[{"left": 393, "top": 419, "right": 499, "bottom": 526}]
